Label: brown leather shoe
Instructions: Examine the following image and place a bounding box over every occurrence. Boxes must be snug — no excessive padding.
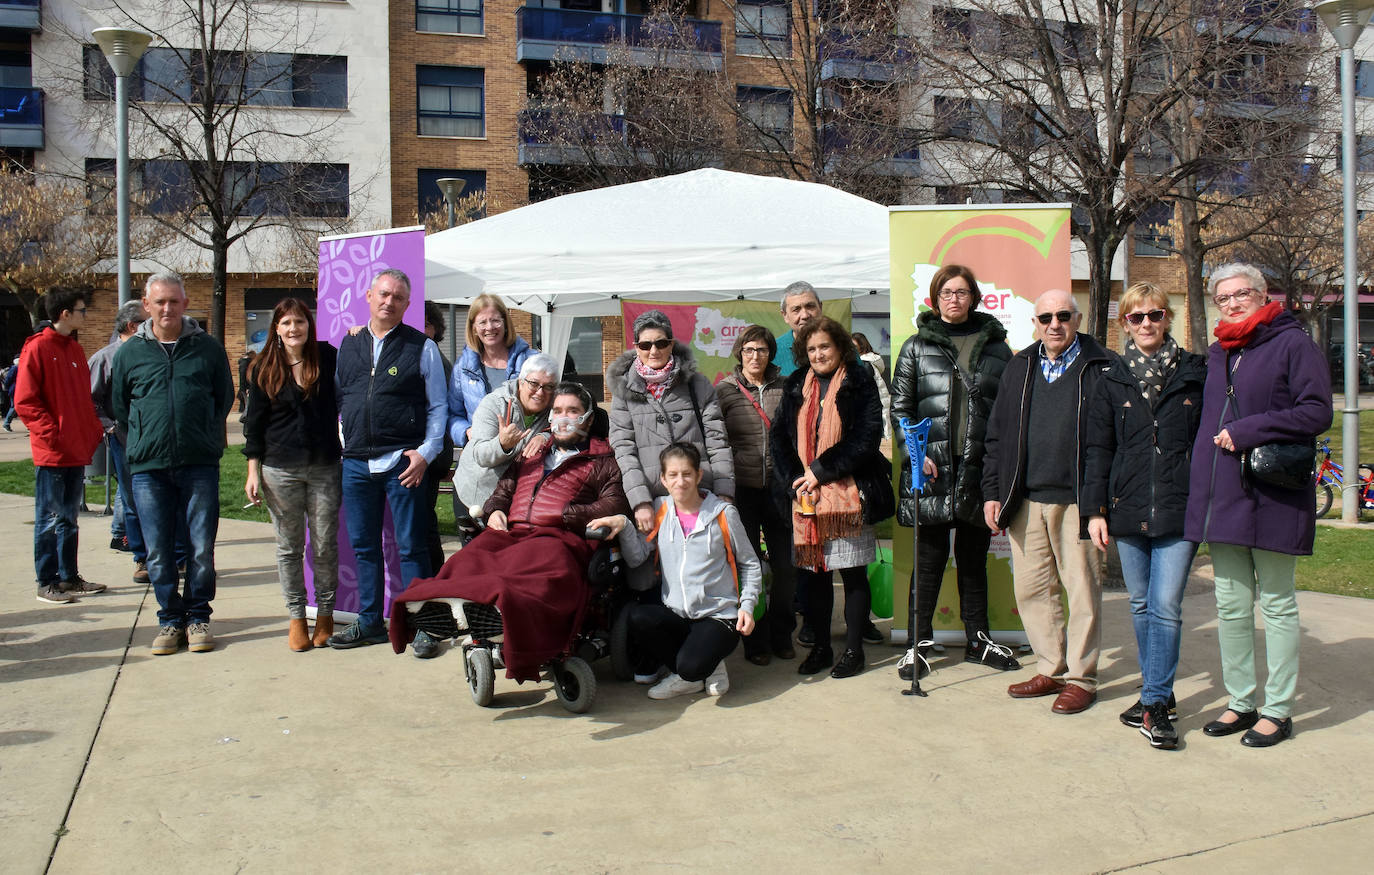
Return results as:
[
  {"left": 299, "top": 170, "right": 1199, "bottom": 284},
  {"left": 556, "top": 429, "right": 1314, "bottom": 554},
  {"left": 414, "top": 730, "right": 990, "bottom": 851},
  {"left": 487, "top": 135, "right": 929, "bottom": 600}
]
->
[
  {"left": 311, "top": 615, "right": 334, "bottom": 649},
  {"left": 1007, "top": 674, "right": 1065, "bottom": 698},
  {"left": 1051, "top": 684, "right": 1097, "bottom": 714},
  {"left": 289, "top": 618, "right": 312, "bottom": 652}
]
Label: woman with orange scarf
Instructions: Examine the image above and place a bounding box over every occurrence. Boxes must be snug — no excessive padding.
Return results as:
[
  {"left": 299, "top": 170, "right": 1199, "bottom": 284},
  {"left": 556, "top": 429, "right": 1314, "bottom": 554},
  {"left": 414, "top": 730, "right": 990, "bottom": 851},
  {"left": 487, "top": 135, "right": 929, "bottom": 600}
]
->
[{"left": 770, "top": 317, "right": 893, "bottom": 678}]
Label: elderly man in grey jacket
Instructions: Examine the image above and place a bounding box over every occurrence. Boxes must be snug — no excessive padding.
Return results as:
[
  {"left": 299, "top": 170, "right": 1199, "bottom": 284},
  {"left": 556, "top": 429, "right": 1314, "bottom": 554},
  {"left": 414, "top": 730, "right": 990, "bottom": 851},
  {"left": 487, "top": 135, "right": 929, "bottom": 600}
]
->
[{"left": 454, "top": 353, "right": 559, "bottom": 516}]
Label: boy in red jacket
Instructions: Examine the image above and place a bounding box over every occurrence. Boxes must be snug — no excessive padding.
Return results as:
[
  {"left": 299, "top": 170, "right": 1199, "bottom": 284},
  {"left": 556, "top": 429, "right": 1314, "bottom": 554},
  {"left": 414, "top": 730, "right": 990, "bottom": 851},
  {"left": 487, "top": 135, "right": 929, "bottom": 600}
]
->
[{"left": 14, "top": 288, "right": 106, "bottom": 603}]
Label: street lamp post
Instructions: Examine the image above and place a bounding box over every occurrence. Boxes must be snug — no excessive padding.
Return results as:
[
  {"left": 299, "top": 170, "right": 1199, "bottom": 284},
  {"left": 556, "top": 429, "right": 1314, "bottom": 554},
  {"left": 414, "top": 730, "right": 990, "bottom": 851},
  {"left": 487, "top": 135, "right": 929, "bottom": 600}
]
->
[
  {"left": 436, "top": 177, "right": 467, "bottom": 363},
  {"left": 92, "top": 27, "right": 153, "bottom": 305},
  {"left": 1316, "top": 0, "right": 1374, "bottom": 523}
]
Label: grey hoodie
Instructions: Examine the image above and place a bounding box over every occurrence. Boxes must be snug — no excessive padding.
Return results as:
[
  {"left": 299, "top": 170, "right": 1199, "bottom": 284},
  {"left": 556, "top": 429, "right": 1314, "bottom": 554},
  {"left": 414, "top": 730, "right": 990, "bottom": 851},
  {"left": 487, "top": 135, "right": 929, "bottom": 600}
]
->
[
  {"left": 617, "top": 492, "right": 762, "bottom": 621},
  {"left": 455, "top": 378, "right": 549, "bottom": 511}
]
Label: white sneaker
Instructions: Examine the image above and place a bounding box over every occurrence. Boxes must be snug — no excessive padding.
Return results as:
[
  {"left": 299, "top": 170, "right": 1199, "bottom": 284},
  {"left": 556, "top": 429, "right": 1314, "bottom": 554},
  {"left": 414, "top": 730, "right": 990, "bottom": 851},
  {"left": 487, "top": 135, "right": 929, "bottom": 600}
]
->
[
  {"left": 647, "top": 672, "right": 704, "bottom": 700},
  {"left": 634, "top": 665, "right": 670, "bottom": 685},
  {"left": 705, "top": 662, "right": 729, "bottom": 696}
]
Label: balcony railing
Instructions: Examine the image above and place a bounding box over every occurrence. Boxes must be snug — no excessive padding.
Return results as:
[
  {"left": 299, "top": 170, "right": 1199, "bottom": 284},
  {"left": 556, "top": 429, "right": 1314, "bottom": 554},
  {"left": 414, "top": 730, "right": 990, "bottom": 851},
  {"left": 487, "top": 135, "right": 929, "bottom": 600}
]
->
[
  {"left": 515, "top": 7, "right": 722, "bottom": 71},
  {"left": 818, "top": 30, "right": 915, "bottom": 82},
  {"left": 822, "top": 124, "right": 921, "bottom": 176},
  {"left": 518, "top": 108, "right": 637, "bottom": 166},
  {"left": 0, "top": 86, "right": 44, "bottom": 149},
  {"left": 0, "top": 0, "right": 41, "bottom": 32}
]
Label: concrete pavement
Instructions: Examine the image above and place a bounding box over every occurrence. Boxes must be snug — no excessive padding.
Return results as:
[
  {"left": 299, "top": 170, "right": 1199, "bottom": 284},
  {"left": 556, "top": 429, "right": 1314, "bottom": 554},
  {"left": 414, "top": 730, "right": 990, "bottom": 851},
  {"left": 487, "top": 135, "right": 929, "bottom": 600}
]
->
[{"left": 3, "top": 490, "right": 1373, "bottom": 873}]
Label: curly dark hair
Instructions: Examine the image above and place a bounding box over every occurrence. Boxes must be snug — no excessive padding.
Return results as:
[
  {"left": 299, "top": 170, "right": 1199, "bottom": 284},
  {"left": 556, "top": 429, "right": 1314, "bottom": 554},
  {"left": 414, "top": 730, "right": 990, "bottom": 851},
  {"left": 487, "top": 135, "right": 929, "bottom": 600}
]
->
[{"left": 792, "top": 316, "right": 858, "bottom": 371}]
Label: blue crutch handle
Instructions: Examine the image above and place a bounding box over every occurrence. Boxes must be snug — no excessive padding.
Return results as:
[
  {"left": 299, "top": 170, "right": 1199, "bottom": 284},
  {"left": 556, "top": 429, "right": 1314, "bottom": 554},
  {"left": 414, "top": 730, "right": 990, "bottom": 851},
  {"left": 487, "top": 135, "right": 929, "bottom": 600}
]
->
[{"left": 898, "top": 417, "right": 933, "bottom": 496}]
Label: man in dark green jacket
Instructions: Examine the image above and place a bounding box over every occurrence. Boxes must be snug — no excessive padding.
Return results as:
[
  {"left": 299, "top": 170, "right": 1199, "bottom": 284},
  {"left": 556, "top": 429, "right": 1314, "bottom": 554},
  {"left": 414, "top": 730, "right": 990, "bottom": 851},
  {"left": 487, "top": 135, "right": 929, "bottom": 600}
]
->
[{"left": 113, "top": 271, "right": 234, "bottom": 656}]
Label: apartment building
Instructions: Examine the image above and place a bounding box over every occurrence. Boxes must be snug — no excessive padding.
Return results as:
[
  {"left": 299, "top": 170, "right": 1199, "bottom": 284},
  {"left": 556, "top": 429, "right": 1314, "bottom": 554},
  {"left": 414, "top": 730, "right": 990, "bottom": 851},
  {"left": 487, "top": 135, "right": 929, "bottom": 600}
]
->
[{"left": 2, "top": 0, "right": 392, "bottom": 366}]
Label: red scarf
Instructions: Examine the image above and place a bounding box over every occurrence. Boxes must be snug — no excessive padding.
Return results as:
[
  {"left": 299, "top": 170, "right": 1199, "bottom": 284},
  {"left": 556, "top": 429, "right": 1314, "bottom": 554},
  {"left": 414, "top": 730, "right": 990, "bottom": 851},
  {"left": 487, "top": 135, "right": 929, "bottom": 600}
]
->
[{"left": 1214, "top": 301, "right": 1282, "bottom": 350}]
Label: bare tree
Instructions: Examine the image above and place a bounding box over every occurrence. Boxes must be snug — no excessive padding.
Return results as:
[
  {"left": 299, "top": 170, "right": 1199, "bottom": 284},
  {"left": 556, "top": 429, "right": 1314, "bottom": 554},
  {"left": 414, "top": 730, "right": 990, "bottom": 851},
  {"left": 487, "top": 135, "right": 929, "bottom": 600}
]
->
[
  {"left": 916, "top": 0, "right": 1272, "bottom": 340},
  {"left": 0, "top": 166, "right": 170, "bottom": 322},
  {"left": 50, "top": 0, "right": 372, "bottom": 342}
]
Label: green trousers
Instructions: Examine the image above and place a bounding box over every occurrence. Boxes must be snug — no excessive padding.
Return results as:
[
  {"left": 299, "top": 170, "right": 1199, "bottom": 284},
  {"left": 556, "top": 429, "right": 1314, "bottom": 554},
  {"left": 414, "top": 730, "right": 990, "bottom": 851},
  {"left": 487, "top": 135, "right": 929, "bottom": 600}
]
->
[{"left": 1210, "top": 543, "right": 1300, "bottom": 720}]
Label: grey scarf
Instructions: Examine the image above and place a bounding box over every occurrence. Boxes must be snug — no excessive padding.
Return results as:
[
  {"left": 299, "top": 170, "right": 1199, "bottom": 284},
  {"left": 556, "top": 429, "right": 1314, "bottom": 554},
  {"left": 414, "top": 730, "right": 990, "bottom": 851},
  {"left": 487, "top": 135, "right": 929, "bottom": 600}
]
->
[{"left": 1123, "top": 334, "right": 1179, "bottom": 409}]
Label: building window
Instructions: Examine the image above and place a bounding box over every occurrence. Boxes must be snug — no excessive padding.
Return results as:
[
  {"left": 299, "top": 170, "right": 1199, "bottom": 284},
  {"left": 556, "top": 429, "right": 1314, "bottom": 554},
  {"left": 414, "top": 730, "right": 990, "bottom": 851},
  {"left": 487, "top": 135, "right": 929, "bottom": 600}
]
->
[
  {"left": 735, "top": 1, "right": 790, "bottom": 57},
  {"left": 1134, "top": 200, "right": 1174, "bottom": 257},
  {"left": 1357, "top": 60, "right": 1374, "bottom": 98},
  {"left": 417, "top": 168, "right": 486, "bottom": 219},
  {"left": 1359, "top": 135, "right": 1374, "bottom": 173},
  {"left": 417, "top": 65, "right": 484, "bottom": 137},
  {"left": 86, "top": 157, "right": 349, "bottom": 217},
  {"left": 417, "top": 0, "right": 483, "bottom": 35},
  {"left": 83, "top": 46, "right": 346, "bottom": 109},
  {"left": 737, "top": 85, "right": 792, "bottom": 150}
]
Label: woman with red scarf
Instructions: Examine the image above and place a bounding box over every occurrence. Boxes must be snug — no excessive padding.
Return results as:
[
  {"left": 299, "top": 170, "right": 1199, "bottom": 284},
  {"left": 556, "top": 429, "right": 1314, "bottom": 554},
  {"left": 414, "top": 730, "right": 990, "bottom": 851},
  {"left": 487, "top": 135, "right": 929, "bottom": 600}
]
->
[
  {"left": 1184, "top": 263, "right": 1331, "bottom": 748},
  {"left": 771, "top": 316, "right": 893, "bottom": 678}
]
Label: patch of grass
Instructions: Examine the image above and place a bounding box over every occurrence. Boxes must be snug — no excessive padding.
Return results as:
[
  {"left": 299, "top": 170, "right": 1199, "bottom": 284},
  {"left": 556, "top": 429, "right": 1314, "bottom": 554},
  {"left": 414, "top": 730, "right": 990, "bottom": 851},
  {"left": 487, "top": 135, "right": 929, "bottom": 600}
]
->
[{"left": 1298, "top": 528, "right": 1374, "bottom": 599}]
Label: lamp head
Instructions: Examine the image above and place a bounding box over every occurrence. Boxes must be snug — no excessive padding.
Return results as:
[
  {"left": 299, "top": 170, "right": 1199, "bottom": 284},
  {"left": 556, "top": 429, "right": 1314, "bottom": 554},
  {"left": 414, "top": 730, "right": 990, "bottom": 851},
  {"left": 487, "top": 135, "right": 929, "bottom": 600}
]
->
[
  {"left": 436, "top": 177, "right": 466, "bottom": 205},
  {"left": 92, "top": 27, "right": 154, "bottom": 78},
  {"left": 1316, "top": 0, "right": 1374, "bottom": 51}
]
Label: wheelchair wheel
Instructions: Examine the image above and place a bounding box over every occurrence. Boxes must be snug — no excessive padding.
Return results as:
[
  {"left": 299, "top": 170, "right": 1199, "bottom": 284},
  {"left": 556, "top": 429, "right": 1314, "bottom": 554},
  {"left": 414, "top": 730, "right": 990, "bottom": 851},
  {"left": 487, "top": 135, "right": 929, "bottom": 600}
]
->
[
  {"left": 467, "top": 648, "right": 495, "bottom": 707},
  {"left": 1316, "top": 483, "right": 1333, "bottom": 519},
  {"left": 551, "top": 656, "right": 597, "bottom": 713},
  {"left": 610, "top": 606, "right": 635, "bottom": 682}
]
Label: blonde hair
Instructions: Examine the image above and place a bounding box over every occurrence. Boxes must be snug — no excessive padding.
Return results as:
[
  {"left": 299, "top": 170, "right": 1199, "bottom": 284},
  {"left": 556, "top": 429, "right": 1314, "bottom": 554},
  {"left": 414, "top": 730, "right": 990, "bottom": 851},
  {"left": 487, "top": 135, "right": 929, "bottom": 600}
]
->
[
  {"left": 1118, "top": 282, "right": 1172, "bottom": 322},
  {"left": 465, "top": 294, "right": 517, "bottom": 351}
]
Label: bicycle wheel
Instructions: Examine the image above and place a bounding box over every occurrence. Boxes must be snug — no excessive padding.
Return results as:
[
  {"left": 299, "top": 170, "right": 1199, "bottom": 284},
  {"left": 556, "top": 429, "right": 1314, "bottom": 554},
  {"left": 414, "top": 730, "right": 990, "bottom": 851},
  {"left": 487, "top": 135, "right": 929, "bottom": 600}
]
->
[{"left": 1315, "top": 483, "right": 1333, "bottom": 519}]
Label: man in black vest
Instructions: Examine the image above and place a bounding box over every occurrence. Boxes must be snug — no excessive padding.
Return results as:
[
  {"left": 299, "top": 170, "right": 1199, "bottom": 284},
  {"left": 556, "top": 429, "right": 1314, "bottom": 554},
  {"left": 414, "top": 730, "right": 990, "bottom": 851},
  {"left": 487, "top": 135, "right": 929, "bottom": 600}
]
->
[
  {"left": 331, "top": 268, "right": 449, "bottom": 649},
  {"left": 982, "top": 289, "right": 1114, "bottom": 715}
]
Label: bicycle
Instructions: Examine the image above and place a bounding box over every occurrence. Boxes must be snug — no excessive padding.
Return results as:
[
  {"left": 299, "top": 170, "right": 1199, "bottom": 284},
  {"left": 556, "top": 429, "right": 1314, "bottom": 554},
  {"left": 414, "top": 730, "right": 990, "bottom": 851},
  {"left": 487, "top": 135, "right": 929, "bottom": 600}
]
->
[{"left": 1314, "top": 437, "right": 1374, "bottom": 518}]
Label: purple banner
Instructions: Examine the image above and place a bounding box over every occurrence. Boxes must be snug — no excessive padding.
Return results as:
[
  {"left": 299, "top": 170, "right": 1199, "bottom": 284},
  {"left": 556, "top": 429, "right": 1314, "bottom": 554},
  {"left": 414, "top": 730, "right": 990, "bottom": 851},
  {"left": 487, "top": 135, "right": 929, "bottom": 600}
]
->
[{"left": 310, "top": 227, "right": 427, "bottom": 618}]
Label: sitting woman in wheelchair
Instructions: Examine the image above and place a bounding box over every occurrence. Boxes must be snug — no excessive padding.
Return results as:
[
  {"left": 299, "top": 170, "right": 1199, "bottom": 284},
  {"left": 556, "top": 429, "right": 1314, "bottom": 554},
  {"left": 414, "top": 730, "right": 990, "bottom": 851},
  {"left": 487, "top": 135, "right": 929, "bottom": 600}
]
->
[{"left": 591, "top": 442, "right": 761, "bottom": 699}]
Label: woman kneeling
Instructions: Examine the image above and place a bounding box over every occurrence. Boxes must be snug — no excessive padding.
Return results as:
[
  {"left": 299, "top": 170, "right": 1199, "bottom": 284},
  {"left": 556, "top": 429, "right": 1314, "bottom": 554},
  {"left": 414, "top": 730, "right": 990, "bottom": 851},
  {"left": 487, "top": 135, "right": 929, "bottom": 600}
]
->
[{"left": 594, "top": 443, "right": 761, "bottom": 699}]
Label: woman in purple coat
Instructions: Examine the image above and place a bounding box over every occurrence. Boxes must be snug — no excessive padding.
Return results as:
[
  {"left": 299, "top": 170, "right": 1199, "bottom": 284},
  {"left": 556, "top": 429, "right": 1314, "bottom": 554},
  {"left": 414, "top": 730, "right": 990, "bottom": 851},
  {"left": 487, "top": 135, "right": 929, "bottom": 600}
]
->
[{"left": 1184, "top": 263, "right": 1331, "bottom": 748}]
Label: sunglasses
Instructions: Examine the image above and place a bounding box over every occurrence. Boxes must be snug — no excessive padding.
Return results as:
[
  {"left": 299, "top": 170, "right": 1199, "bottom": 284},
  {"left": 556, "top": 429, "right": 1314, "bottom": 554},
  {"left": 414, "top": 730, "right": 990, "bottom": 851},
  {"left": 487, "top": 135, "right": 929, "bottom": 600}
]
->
[
  {"left": 1035, "top": 310, "right": 1075, "bottom": 326},
  {"left": 636, "top": 339, "right": 672, "bottom": 351},
  {"left": 1124, "top": 309, "right": 1166, "bottom": 326}
]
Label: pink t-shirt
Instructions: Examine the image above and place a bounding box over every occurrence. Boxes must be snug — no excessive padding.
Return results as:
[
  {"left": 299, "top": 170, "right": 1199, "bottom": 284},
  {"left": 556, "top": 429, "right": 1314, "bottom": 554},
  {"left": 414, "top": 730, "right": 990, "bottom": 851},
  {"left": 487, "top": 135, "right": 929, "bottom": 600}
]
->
[{"left": 675, "top": 507, "right": 699, "bottom": 535}]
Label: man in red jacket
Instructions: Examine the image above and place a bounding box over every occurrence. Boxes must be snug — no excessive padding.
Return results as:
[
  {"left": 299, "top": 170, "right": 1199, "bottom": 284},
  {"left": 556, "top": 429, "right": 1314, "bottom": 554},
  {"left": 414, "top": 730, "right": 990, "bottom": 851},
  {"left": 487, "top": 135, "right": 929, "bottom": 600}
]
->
[{"left": 15, "top": 288, "right": 107, "bottom": 603}]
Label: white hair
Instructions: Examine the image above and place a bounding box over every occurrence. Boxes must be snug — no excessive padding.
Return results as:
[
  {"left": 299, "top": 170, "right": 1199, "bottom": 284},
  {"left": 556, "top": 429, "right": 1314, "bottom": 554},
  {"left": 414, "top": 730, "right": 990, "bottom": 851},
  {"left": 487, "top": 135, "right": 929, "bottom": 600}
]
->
[
  {"left": 1208, "top": 263, "right": 1267, "bottom": 297},
  {"left": 519, "top": 352, "right": 558, "bottom": 380},
  {"left": 780, "top": 280, "right": 819, "bottom": 310}
]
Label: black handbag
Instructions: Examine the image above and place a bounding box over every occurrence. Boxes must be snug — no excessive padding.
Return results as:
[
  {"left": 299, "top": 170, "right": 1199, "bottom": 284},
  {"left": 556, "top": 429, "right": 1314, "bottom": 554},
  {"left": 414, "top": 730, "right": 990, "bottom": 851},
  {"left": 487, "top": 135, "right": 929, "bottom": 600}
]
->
[
  {"left": 859, "top": 452, "right": 896, "bottom": 524},
  {"left": 1225, "top": 352, "right": 1315, "bottom": 491}
]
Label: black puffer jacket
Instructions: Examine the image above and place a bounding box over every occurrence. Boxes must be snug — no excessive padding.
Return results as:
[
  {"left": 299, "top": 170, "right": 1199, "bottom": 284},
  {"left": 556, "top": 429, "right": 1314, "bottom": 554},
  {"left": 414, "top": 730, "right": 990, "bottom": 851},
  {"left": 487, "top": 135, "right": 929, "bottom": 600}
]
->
[
  {"left": 890, "top": 311, "right": 1011, "bottom": 528},
  {"left": 769, "top": 359, "right": 893, "bottom": 525},
  {"left": 1081, "top": 348, "right": 1207, "bottom": 538}
]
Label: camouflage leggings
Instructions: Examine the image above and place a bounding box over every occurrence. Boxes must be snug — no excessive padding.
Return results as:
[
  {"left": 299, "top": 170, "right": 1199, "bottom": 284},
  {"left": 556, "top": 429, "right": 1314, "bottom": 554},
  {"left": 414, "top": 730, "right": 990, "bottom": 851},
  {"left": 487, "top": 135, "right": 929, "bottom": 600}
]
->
[{"left": 261, "top": 461, "right": 342, "bottom": 619}]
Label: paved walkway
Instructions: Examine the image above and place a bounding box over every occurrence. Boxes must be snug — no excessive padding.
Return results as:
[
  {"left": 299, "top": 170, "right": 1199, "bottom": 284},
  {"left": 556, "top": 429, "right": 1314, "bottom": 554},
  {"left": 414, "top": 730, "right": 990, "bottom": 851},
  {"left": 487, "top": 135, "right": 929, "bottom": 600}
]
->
[{"left": 3, "top": 491, "right": 1373, "bottom": 873}]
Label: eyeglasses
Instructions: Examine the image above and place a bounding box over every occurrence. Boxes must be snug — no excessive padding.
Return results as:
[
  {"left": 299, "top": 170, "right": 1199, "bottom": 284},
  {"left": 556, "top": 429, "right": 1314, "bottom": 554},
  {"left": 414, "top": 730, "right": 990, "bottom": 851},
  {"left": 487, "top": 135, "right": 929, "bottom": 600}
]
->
[
  {"left": 1124, "top": 309, "right": 1166, "bottom": 326},
  {"left": 522, "top": 378, "right": 557, "bottom": 395},
  {"left": 937, "top": 288, "right": 973, "bottom": 301},
  {"left": 740, "top": 346, "right": 771, "bottom": 357},
  {"left": 1213, "top": 288, "right": 1261, "bottom": 307},
  {"left": 73, "top": 307, "right": 88, "bottom": 315},
  {"left": 636, "top": 338, "right": 673, "bottom": 351},
  {"left": 1035, "top": 310, "right": 1075, "bottom": 325}
]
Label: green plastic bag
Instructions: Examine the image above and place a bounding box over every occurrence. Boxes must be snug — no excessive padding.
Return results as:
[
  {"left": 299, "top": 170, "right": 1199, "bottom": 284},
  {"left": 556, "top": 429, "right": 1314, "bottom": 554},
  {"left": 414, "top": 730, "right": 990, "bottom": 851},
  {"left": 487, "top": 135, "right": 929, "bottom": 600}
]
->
[{"left": 867, "top": 547, "right": 894, "bottom": 619}]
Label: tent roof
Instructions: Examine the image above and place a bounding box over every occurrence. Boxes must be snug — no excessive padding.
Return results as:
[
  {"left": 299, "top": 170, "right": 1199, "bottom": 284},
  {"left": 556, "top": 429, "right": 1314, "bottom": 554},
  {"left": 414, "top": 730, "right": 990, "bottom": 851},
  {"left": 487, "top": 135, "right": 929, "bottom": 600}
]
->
[{"left": 423, "top": 168, "right": 889, "bottom": 316}]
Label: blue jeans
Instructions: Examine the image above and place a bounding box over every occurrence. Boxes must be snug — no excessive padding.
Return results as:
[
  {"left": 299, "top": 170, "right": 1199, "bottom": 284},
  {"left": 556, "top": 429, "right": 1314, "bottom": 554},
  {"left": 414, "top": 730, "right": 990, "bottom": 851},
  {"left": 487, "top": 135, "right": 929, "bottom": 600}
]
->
[
  {"left": 1116, "top": 535, "right": 1196, "bottom": 706},
  {"left": 106, "top": 435, "right": 147, "bottom": 561},
  {"left": 341, "top": 457, "right": 431, "bottom": 630},
  {"left": 132, "top": 465, "right": 220, "bottom": 626},
  {"left": 35, "top": 466, "right": 84, "bottom": 584}
]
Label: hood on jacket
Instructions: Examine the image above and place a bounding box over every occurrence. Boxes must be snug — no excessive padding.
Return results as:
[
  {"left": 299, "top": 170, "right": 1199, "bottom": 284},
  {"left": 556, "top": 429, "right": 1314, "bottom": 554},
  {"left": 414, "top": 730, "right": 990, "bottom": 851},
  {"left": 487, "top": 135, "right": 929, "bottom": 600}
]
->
[
  {"left": 605, "top": 340, "right": 701, "bottom": 400},
  {"left": 134, "top": 315, "right": 204, "bottom": 344}
]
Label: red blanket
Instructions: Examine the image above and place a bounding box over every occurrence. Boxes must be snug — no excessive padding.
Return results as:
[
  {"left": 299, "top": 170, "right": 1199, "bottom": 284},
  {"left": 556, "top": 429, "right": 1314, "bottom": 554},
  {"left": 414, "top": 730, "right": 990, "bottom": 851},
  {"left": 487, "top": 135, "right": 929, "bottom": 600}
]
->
[{"left": 388, "top": 525, "right": 594, "bottom": 682}]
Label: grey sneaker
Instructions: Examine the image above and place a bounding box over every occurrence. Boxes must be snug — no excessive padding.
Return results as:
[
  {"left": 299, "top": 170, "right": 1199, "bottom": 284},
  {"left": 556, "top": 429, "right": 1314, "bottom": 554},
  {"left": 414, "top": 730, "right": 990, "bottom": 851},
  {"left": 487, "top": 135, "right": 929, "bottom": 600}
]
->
[
  {"left": 412, "top": 629, "right": 440, "bottom": 659},
  {"left": 151, "top": 625, "right": 184, "bottom": 655},
  {"left": 61, "top": 575, "right": 107, "bottom": 595},
  {"left": 132, "top": 561, "right": 150, "bottom": 583},
  {"left": 37, "top": 583, "right": 76, "bottom": 604},
  {"left": 186, "top": 622, "right": 215, "bottom": 653}
]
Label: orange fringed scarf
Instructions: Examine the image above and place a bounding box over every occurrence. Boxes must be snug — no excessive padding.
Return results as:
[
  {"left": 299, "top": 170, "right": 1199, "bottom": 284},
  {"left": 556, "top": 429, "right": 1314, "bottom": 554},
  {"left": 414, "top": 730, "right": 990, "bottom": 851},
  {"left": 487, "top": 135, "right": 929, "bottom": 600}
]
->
[{"left": 792, "top": 364, "right": 863, "bottom": 569}]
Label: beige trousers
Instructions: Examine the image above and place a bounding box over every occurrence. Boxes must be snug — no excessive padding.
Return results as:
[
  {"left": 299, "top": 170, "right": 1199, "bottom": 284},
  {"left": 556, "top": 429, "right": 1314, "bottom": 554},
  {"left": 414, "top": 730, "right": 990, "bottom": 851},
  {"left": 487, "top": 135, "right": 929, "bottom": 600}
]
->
[{"left": 1006, "top": 500, "right": 1102, "bottom": 690}]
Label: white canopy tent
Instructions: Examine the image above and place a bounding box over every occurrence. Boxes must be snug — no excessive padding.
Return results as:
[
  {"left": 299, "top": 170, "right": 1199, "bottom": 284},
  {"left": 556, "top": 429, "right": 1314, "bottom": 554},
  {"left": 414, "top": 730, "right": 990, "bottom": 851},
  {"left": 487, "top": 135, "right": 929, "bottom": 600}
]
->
[{"left": 423, "top": 168, "right": 890, "bottom": 368}]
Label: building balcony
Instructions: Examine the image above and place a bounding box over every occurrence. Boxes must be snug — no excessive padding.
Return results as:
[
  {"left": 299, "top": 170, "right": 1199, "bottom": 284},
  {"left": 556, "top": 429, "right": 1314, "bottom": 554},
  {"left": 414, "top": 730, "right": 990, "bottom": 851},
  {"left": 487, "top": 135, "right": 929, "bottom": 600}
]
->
[
  {"left": 518, "top": 108, "right": 631, "bottom": 166},
  {"left": 515, "top": 7, "right": 722, "bottom": 71},
  {"left": 1203, "top": 80, "right": 1317, "bottom": 120},
  {"left": 822, "top": 124, "right": 921, "bottom": 177},
  {"left": 0, "top": 87, "right": 43, "bottom": 150},
  {"left": 0, "top": 0, "right": 41, "bottom": 33},
  {"left": 818, "top": 32, "right": 915, "bottom": 82}
]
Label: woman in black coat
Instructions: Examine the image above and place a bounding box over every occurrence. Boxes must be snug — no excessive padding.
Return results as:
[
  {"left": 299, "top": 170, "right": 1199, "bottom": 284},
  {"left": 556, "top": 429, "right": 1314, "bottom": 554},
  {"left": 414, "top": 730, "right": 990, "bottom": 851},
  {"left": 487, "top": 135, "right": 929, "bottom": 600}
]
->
[
  {"left": 770, "top": 317, "right": 893, "bottom": 679},
  {"left": 1082, "top": 282, "right": 1205, "bottom": 750},
  {"left": 890, "top": 264, "right": 1017, "bottom": 675}
]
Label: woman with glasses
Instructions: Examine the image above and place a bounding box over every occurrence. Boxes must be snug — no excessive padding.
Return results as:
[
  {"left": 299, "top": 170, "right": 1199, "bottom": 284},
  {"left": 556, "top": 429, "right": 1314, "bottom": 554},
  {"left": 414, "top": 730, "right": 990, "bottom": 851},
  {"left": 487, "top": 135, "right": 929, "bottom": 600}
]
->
[
  {"left": 890, "top": 264, "right": 1019, "bottom": 676},
  {"left": 242, "top": 298, "right": 342, "bottom": 651},
  {"left": 1082, "top": 282, "right": 1206, "bottom": 749},
  {"left": 606, "top": 310, "right": 734, "bottom": 536},
  {"left": 447, "top": 294, "right": 536, "bottom": 450},
  {"left": 716, "top": 325, "right": 795, "bottom": 664},
  {"left": 1184, "top": 263, "right": 1330, "bottom": 748}
]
